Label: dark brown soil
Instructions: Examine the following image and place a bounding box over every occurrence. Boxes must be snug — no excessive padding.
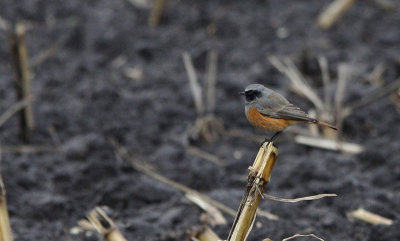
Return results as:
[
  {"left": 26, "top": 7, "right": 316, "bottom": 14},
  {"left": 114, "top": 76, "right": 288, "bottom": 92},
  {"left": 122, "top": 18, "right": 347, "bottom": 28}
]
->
[{"left": 0, "top": 0, "right": 399, "bottom": 240}]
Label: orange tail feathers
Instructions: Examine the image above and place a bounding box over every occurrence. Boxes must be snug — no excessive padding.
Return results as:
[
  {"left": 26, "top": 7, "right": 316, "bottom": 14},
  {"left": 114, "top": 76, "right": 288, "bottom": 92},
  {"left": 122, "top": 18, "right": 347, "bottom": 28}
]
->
[{"left": 316, "top": 120, "right": 338, "bottom": 130}]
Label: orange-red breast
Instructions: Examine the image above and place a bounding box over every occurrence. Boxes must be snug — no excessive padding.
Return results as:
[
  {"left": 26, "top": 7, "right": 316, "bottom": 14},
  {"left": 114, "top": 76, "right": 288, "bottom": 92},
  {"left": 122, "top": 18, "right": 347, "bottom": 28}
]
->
[{"left": 240, "top": 84, "right": 337, "bottom": 141}]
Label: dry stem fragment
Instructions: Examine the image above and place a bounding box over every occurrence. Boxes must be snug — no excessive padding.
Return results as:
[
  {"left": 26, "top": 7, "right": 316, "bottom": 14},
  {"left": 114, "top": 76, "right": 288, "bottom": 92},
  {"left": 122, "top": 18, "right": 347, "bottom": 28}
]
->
[
  {"left": 205, "top": 50, "right": 218, "bottom": 113},
  {"left": 317, "top": 56, "right": 331, "bottom": 110},
  {"left": 109, "top": 138, "right": 280, "bottom": 222},
  {"left": 9, "top": 23, "right": 34, "bottom": 142},
  {"left": 183, "top": 52, "right": 204, "bottom": 116},
  {"left": 294, "top": 135, "right": 364, "bottom": 154},
  {"left": 190, "top": 226, "right": 221, "bottom": 241},
  {"left": 0, "top": 148, "right": 14, "bottom": 241},
  {"left": 263, "top": 193, "right": 337, "bottom": 203},
  {"left": 282, "top": 233, "right": 325, "bottom": 241},
  {"left": 269, "top": 56, "right": 325, "bottom": 111},
  {"left": 30, "top": 35, "right": 68, "bottom": 67},
  {"left": 0, "top": 98, "right": 33, "bottom": 128},
  {"left": 188, "top": 145, "right": 223, "bottom": 165},
  {"left": 389, "top": 89, "right": 400, "bottom": 114},
  {"left": 125, "top": 0, "right": 152, "bottom": 9},
  {"left": 148, "top": 0, "right": 166, "bottom": 27},
  {"left": 317, "top": 0, "right": 357, "bottom": 29},
  {"left": 0, "top": 145, "right": 55, "bottom": 154},
  {"left": 342, "top": 77, "right": 400, "bottom": 117},
  {"left": 48, "top": 125, "right": 61, "bottom": 146},
  {"left": 334, "top": 64, "right": 351, "bottom": 133},
  {"left": 183, "top": 51, "right": 223, "bottom": 143},
  {"left": 227, "top": 142, "right": 278, "bottom": 241},
  {"left": 373, "top": 0, "right": 397, "bottom": 11},
  {"left": 84, "top": 206, "right": 128, "bottom": 241},
  {"left": 347, "top": 208, "right": 393, "bottom": 225},
  {"left": 188, "top": 115, "right": 224, "bottom": 143},
  {"left": 186, "top": 192, "right": 227, "bottom": 225}
]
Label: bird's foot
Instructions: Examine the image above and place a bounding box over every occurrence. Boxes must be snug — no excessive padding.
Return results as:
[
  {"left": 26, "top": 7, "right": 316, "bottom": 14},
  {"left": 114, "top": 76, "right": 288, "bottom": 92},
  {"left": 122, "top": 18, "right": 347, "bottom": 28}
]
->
[{"left": 260, "top": 138, "right": 271, "bottom": 147}]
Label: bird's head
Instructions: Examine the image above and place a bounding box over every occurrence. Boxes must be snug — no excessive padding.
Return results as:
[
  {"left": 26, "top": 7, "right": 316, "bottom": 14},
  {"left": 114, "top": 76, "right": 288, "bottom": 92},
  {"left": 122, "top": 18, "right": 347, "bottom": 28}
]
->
[{"left": 240, "top": 84, "right": 271, "bottom": 105}]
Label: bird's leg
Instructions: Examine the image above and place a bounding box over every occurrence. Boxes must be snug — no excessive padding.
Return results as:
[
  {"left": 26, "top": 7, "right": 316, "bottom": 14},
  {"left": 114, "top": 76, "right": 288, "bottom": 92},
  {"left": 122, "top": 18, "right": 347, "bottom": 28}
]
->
[
  {"left": 268, "top": 131, "right": 282, "bottom": 143},
  {"left": 261, "top": 131, "right": 282, "bottom": 147}
]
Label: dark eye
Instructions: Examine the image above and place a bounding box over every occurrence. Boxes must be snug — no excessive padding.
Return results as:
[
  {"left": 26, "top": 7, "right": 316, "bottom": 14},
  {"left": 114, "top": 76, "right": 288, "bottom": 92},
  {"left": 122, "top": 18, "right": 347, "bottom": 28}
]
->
[
  {"left": 245, "top": 90, "right": 260, "bottom": 101},
  {"left": 245, "top": 91, "right": 256, "bottom": 101}
]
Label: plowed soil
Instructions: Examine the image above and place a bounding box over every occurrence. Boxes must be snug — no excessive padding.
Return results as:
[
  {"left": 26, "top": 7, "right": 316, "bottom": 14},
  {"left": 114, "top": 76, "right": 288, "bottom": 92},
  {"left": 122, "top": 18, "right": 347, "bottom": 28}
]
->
[{"left": 0, "top": 0, "right": 399, "bottom": 240}]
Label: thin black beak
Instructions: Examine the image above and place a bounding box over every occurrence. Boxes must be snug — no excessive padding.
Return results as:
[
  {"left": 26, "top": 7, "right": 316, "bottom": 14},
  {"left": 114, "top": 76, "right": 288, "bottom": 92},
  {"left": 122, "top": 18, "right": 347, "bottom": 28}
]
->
[{"left": 239, "top": 92, "right": 245, "bottom": 96}]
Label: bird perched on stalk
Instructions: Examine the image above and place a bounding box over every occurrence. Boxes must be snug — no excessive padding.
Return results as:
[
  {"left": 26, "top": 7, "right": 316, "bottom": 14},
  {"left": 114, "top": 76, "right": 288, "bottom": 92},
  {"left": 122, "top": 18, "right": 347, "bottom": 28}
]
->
[{"left": 240, "top": 84, "right": 337, "bottom": 142}]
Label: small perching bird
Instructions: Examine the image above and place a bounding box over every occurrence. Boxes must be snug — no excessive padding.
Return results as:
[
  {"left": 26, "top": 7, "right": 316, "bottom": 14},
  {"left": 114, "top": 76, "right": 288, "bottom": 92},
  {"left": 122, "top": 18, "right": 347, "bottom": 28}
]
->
[{"left": 240, "top": 84, "right": 337, "bottom": 142}]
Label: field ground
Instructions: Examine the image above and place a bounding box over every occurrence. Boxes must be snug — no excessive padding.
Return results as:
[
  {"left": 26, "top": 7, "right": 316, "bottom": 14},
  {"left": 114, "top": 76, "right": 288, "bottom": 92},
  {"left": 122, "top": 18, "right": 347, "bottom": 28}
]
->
[{"left": 0, "top": 0, "right": 399, "bottom": 240}]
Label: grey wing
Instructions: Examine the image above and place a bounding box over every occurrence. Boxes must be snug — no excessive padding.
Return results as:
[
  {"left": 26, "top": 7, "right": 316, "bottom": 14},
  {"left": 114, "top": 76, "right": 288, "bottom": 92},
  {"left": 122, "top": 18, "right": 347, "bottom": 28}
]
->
[
  {"left": 257, "top": 92, "right": 315, "bottom": 122},
  {"left": 271, "top": 104, "right": 316, "bottom": 122}
]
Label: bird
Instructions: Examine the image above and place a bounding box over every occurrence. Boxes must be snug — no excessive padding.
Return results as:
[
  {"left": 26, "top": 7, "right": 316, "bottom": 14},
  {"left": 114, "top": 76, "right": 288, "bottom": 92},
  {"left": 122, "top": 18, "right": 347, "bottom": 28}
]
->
[{"left": 240, "top": 84, "right": 337, "bottom": 142}]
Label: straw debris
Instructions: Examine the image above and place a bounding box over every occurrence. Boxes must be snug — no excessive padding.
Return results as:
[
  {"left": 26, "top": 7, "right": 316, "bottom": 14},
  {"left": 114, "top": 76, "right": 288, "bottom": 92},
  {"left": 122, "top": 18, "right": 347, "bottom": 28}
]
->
[
  {"left": 187, "top": 146, "right": 224, "bottom": 165},
  {"left": 189, "top": 226, "right": 221, "bottom": 241},
  {"left": 263, "top": 193, "right": 337, "bottom": 203},
  {"left": 110, "top": 138, "right": 279, "bottom": 222},
  {"left": 347, "top": 208, "right": 393, "bottom": 225},
  {"left": 81, "top": 206, "right": 128, "bottom": 241},
  {"left": 294, "top": 135, "right": 364, "bottom": 154},
  {"left": 183, "top": 51, "right": 224, "bottom": 143},
  {"left": 317, "top": 0, "right": 357, "bottom": 29},
  {"left": 0, "top": 148, "right": 13, "bottom": 241},
  {"left": 282, "top": 233, "right": 325, "bottom": 241},
  {"left": 148, "top": 0, "right": 166, "bottom": 27},
  {"left": 186, "top": 192, "right": 227, "bottom": 225},
  {"left": 9, "top": 23, "right": 34, "bottom": 142}
]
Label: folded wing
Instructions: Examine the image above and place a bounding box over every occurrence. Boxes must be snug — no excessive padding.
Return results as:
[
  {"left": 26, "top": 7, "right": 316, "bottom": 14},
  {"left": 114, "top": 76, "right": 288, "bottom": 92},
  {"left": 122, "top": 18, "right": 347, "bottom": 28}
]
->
[{"left": 257, "top": 92, "right": 316, "bottom": 122}]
